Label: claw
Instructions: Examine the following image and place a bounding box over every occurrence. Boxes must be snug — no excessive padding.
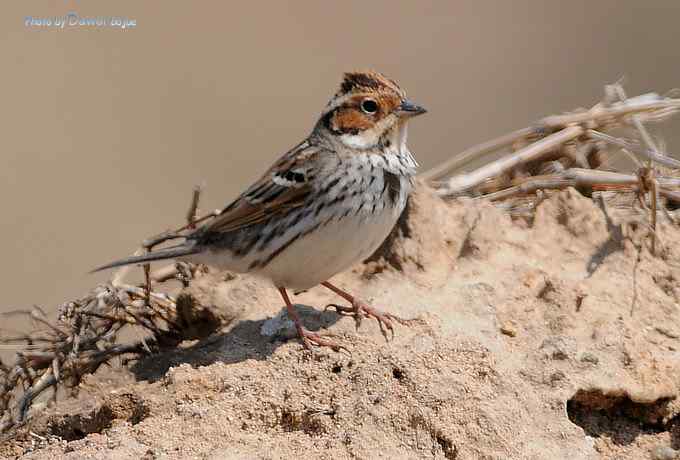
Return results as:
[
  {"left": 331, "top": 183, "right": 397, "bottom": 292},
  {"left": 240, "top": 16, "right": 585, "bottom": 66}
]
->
[
  {"left": 325, "top": 303, "right": 364, "bottom": 329},
  {"left": 297, "top": 327, "right": 350, "bottom": 354},
  {"left": 320, "top": 281, "right": 413, "bottom": 342},
  {"left": 325, "top": 299, "right": 408, "bottom": 342},
  {"left": 324, "top": 303, "right": 355, "bottom": 316},
  {"left": 367, "top": 307, "right": 395, "bottom": 342}
]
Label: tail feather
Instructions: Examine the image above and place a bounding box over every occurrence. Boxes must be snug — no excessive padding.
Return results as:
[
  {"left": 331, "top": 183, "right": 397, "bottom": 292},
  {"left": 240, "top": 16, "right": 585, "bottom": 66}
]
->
[{"left": 91, "top": 243, "right": 200, "bottom": 273}]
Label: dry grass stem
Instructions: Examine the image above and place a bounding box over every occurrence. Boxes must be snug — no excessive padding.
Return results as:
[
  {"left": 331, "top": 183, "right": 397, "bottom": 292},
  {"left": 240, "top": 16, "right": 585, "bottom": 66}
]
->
[
  {"left": 425, "top": 85, "right": 680, "bottom": 245},
  {"left": 435, "top": 126, "right": 584, "bottom": 196},
  {"left": 419, "top": 127, "right": 535, "bottom": 182}
]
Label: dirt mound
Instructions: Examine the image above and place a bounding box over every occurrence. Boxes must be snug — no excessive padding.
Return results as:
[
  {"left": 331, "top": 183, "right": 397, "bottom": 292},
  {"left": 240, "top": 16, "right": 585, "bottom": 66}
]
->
[{"left": 5, "top": 183, "right": 680, "bottom": 459}]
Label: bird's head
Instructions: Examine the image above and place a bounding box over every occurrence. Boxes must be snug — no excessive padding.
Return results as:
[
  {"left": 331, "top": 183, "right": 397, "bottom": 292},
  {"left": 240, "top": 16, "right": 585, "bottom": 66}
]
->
[{"left": 318, "top": 71, "right": 426, "bottom": 150}]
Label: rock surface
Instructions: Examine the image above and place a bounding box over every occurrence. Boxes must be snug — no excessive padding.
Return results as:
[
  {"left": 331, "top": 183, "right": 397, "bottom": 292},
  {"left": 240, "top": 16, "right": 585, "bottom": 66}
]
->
[{"left": 4, "top": 183, "right": 680, "bottom": 459}]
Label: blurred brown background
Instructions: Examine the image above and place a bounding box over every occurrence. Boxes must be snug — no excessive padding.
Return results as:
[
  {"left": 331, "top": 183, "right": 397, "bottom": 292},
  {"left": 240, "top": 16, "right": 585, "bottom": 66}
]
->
[{"left": 1, "top": 1, "right": 679, "bottom": 316}]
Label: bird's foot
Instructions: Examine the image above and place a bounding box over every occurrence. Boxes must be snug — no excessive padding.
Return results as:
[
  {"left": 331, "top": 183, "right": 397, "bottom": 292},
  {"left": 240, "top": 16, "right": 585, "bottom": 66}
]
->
[
  {"left": 278, "top": 287, "right": 348, "bottom": 353},
  {"left": 325, "top": 298, "right": 410, "bottom": 341},
  {"left": 295, "top": 325, "right": 349, "bottom": 353}
]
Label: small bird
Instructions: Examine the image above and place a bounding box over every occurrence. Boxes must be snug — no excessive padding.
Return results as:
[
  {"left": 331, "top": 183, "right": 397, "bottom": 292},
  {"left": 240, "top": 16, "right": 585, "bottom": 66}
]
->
[{"left": 95, "top": 71, "right": 426, "bottom": 350}]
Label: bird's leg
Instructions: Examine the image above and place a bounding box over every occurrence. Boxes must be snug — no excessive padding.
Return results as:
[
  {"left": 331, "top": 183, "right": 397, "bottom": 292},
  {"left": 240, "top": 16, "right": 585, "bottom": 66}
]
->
[
  {"left": 277, "top": 288, "right": 347, "bottom": 352},
  {"left": 321, "top": 281, "right": 409, "bottom": 341}
]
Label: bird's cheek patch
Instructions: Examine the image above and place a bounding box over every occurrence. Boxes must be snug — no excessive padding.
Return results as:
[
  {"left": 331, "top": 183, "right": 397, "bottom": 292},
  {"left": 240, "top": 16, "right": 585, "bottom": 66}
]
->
[{"left": 332, "top": 109, "right": 373, "bottom": 134}]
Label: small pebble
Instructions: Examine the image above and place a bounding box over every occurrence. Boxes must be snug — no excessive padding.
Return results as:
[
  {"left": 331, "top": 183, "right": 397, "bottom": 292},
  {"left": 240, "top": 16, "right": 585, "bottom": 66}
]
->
[
  {"left": 540, "top": 336, "right": 575, "bottom": 360},
  {"left": 549, "top": 371, "right": 565, "bottom": 386},
  {"left": 260, "top": 308, "right": 296, "bottom": 338},
  {"left": 580, "top": 352, "right": 599, "bottom": 365},
  {"left": 651, "top": 445, "right": 678, "bottom": 460},
  {"left": 500, "top": 322, "right": 517, "bottom": 337}
]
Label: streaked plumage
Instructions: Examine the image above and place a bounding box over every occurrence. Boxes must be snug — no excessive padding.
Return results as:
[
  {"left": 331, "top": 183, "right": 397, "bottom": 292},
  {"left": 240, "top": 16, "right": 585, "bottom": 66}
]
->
[{"left": 95, "top": 71, "right": 426, "bottom": 350}]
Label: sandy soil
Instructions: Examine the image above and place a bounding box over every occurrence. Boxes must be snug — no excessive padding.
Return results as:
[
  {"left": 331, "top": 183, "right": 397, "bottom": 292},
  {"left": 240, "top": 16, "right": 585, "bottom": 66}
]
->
[{"left": 4, "top": 183, "right": 680, "bottom": 459}]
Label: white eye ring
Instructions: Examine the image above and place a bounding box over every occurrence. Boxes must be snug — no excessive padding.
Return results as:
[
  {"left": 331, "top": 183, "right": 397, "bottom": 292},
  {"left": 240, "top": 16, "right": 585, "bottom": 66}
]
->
[{"left": 361, "top": 99, "right": 378, "bottom": 114}]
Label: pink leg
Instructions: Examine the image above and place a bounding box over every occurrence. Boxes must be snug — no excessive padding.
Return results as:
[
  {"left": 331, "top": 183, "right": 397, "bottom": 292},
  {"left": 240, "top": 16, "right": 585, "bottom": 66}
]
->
[
  {"left": 321, "top": 281, "right": 409, "bottom": 341},
  {"left": 277, "top": 288, "right": 347, "bottom": 352}
]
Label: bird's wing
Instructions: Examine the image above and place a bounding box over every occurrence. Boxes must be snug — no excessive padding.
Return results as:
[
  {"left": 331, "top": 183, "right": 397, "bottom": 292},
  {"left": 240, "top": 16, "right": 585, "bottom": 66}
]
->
[{"left": 199, "top": 141, "right": 322, "bottom": 235}]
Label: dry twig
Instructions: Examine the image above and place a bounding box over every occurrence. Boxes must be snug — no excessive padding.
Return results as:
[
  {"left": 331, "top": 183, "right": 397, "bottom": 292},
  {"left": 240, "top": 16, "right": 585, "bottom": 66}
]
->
[
  {"left": 424, "top": 86, "right": 680, "bottom": 246},
  {"left": 0, "top": 186, "right": 221, "bottom": 434}
]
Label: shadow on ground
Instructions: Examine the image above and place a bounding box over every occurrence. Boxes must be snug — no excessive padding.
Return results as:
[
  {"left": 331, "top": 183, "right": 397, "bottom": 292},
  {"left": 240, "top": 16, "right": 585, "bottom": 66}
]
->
[
  {"left": 567, "top": 389, "right": 680, "bottom": 448},
  {"left": 130, "top": 304, "right": 342, "bottom": 382}
]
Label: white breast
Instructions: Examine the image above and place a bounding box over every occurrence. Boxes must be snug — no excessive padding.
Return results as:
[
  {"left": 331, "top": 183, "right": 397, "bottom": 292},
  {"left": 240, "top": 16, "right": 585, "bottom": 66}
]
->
[{"left": 257, "top": 205, "right": 401, "bottom": 290}]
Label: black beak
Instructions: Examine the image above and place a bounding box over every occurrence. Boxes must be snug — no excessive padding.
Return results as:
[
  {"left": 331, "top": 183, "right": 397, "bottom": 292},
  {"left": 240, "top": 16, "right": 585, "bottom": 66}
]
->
[{"left": 397, "top": 99, "right": 427, "bottom": 117}]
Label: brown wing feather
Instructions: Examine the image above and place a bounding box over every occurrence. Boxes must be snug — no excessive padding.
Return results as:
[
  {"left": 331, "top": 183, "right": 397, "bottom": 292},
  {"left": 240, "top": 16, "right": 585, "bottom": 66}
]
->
[
  {"left": 203, "top": 184, "right": 311, "bottom": 233},
  {"left": 199, "top": 141, "right": 320, "bottom": 235}
]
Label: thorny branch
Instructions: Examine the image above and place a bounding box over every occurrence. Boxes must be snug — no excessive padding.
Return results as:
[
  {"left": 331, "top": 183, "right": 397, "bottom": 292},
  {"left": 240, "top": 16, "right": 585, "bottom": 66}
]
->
[{"left": 0, "top": 186, "right": 221, "bottom": 434}]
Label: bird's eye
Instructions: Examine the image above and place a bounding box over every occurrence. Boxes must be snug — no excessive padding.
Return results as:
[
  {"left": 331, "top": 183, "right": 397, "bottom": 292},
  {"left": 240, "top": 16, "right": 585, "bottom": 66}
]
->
[{"left": 361, "top": 99, "right": 378, "bottom": 114}]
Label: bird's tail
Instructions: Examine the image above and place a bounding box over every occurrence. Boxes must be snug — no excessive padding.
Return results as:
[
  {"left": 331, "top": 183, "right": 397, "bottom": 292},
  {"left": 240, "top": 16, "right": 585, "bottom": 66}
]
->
[{"left": 91, "top": 242, "right": 201, "bottom": 273}]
